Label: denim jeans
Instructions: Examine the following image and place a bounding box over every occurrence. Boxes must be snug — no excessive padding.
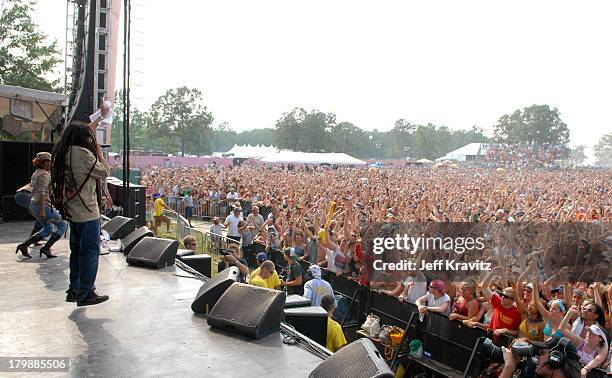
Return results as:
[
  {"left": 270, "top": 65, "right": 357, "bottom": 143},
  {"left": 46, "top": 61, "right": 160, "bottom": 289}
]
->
[
  {"left": 69, "top": 219, "right": 101, "bottom": 301},
  {"left": 15, "top": 191, "right": 33, "bottom": 211},
  {"left": 30, "top": 202, "right": 67, "bottom": 238}
]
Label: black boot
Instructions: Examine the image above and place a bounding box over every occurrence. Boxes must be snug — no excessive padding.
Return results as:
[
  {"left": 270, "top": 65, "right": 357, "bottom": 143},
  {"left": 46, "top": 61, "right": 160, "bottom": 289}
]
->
[
  {"left": 15, "top": 235, "right": 44, "bottom": 259},
  {"left": 31, "top": 222, "right": 44, "bottom": 245},
  {"left": 39, "top": 233, "right": 61, "bottom": 258}
]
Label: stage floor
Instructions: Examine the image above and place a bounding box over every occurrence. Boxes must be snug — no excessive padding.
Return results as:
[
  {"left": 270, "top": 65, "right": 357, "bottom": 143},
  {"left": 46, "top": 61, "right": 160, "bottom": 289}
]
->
[{"left": 0, "top": 221, "right": 323, "bottom": 377}]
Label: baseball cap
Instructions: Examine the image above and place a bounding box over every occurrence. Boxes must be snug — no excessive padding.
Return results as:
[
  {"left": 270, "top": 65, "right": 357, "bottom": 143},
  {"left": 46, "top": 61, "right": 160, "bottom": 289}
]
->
[
  {"left": 572, "top": 288, "right": 586, "bottom": 297},
  {"left": 256, "top": 252, "right": 267, "bottom": 263},
  {"left": 429, "top": 280, "right": 445, "bottom": 292},
  {"left": 530, "top": 336, "right": 580, "bottom": 362},
  {"left": 551, "top": 285, "right": 564, "bottom": 293},
  {"left": 36, "top": 152, "right": 52, "bottom": 161}
]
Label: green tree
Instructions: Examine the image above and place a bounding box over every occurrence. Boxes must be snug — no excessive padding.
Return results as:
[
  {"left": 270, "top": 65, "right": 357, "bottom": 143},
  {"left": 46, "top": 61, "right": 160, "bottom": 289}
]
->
[
  {"left": 148, "top": 87, "right": 213, "bottom": 156},
  {"left": 493, "top": 105, "right": 569, "bottom": 147},
  {"left": 211, "top": 121, "right": 236, "bottom": 152},
  {"left": 274, "top": 108, "right": 335, "bottom": 152},
  {"left": 390, "top": 119, "right": 415, "bottom": 157},
  {"left": 109, "top": 91, "right": 151, "bottom": 153},
  {"left": 594, "top": 133, "right": 612, "bottom": 167},
  {"left": 0, "top": 0, "right": 62, "bottom": 92},
  {"left": 331, "top": 121, "right": 365, "bottom": 153},
  {"left": 235, "top": 128, "right": 275, "bottom": 147},
  {"left": 568, "top": 145, "right": 587, "bottom": 166}
]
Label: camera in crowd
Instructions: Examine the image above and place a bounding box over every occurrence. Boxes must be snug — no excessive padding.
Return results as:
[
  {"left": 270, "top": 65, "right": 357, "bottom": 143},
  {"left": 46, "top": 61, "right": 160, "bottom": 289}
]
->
[
  {"left": 480, "top": 337, "right": 578, "bottom": 378},
  {"left": 219, "top": 248, "right": 230, "bottom": 256}
]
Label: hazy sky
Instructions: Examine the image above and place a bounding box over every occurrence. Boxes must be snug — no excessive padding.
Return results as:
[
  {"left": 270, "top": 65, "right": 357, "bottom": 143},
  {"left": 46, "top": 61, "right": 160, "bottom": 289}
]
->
[{"left": 34, "top": 0, "right": 611, "bottom": 157}]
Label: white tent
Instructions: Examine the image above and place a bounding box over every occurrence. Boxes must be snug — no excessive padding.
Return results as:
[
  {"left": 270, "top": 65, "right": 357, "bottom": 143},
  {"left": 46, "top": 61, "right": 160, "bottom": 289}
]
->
[
  {"left": 260, "top": 151, "right": 366, "bottom": 165},
  {"left": 221, "top": 144, "right": 278, "bottom": 159},
  {"left": 436, "top": 143, "right": 487, "bottom": 162},
  {"left": 416, "top": 158, "right": 434, "bottom": 164}
]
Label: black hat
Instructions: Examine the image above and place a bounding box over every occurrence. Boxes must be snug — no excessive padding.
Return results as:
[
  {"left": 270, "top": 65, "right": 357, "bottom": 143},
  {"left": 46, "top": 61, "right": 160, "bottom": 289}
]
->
[{"left": 530, "top": 337, "right": 579, "bottom": 362}]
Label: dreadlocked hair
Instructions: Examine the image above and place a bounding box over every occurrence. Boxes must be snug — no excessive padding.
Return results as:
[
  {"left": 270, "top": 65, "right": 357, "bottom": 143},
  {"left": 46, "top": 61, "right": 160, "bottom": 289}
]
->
[{"left": 50, "top": 124, "right": 99, "bottom": 219}]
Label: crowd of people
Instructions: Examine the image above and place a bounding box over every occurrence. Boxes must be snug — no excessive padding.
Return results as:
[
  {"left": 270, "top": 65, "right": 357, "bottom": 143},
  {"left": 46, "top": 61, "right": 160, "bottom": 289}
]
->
[
  {"left": 482, "top": 144, "right": 569, "bottom": 169},
  {"left": 143, "top": 162, "right": 612, "bottom": 377}
]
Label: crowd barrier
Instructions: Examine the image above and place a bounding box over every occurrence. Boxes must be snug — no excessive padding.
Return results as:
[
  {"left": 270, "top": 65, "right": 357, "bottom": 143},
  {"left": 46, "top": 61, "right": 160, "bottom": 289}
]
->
[
  {"left": 165, "top": 197, "right": 256, "bottom": 221},
  {"left": 297, "top": 260, "right": 609, "bottom": 378}
]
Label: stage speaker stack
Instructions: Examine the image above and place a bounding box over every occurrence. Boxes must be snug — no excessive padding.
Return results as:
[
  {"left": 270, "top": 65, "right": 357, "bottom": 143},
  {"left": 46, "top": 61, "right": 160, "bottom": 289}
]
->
[
  {"left": 106, "top": 178, "right": 146, "bottom": 227},
  {"left": 191, "top": 266, "right": 239, "bottom": 313},
  {"left": 207, "top": 283, "right": 286, "bottom": 339},
  {"left": 283, "top": 306, "right": 328, "bottom": 346},
  {"left": 284, "top": 294, "right": 312, "bottom": 308},
  {"left": 120, "top": 226, "right": 154, "bottom": 255},
  {"left": 179, "top": 254, "right": 211, "bottom": 278},
  {"left": 102, "top": 216, "right": 136, "bottom": 240},
  {"left": 309, "top": 338, "right": 394, "bottom": 378},
  {"left": 126, "top": 237, "right": 177, "bottom": 269}
]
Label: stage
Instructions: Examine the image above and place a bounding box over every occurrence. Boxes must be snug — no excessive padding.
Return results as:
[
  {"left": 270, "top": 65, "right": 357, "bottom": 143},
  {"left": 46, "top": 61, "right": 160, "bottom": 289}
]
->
[{"left": 0, "top": 221, "right": 323, "bottom": 377}]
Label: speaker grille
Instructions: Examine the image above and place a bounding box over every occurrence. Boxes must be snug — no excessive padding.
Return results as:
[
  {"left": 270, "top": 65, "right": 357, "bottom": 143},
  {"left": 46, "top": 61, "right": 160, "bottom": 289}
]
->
[
  {"left": 126, "top": 237, "right": 177, "bottom": 269},
  {"left": 207, "top": 283, "right": 286, "bottom": 339},
  {"left": 309, "top": 339, "right": 393, "bottom": 378},
  {"left": 191, "top": 266, "right": 239, "bottom": 313},
  {"left": 120, "top": 226, "right": 154, "bottom": 255},
  {"left": 211, "top": 284, "right": 280, "bottom": 326}
]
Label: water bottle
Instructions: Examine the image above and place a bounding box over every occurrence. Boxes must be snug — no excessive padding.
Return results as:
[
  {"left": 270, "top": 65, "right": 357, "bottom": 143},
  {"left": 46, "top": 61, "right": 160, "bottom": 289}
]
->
[{"left": 419, "top": 313, "right": 425, "bottom": 322}]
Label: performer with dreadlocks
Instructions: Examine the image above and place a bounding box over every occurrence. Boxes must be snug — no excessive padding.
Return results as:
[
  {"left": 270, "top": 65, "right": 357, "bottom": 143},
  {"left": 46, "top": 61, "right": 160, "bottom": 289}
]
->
[
  {"left": 15, "top": 152, "right": 67, "bottom": 259},
  {"left": 51, "top": 101, "right": 111, "bottom": 307}
]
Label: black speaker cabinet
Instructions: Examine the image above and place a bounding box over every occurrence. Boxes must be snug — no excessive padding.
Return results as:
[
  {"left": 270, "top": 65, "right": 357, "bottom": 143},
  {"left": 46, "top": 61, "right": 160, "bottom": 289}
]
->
[
  {"left": 191, "top": 266, "right": 239, "bottom": 314},
  {"left": 102, "top": 216, "right": 136, "bottom": 240},
  {"left": 179, "top": 254, "right": 211, "bottom": 278},
  {"left": 106, "top": 179, "right": 146, "bottom": 227},
  {"left": 176, "top": 249, "right": 195, "bottom": 259},
  {"left": 285, "top": 294, "right": 312, "bottom": 308},
  {"left": 0, "top": 141, "right": 53, "bottom": 196},
  {"left": 1, "top": 195, "right": 34, "bottom": 220},
  {"left": 309, "top": 338, "right": 393, "bottom": 378},
  {"left": 207, "top": 283, "right": 286, "bottom": 339},
  {"left": 284, "top": 306, "right": 327, "bottom": 346},
  {"left": 120, "top": 226, "right": 154, "bottom": 255},
  {"left": 126, "top": 237, "right": 177, "bottom": 269}
]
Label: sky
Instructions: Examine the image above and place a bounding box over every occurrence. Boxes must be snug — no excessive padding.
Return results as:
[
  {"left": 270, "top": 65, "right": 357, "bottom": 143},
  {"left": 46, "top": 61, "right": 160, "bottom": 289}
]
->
[{"left": 33, "top": 0, "right": 611, "bottom": 159}]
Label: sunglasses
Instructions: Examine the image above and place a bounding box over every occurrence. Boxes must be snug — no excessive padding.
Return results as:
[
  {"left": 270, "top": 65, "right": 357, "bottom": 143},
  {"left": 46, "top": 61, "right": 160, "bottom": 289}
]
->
[
  {"left": 501, "top": 294, "right": 513, "bottom": 300},
  {"left": 581, "top": 307, "right": 596, "bottom": 313}
]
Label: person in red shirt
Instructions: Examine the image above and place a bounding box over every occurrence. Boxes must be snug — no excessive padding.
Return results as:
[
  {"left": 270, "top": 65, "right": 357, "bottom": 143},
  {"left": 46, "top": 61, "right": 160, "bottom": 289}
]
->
[{"left": 481, "top": 266, "right": 521, "bottom": 337}]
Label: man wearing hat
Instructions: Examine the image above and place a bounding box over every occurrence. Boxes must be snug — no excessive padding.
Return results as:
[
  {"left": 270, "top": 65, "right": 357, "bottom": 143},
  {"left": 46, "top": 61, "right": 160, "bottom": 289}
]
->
[
  {"left": 248, "top": 252, "right": 281, "bottom": 290},
  {"left": 224, "top": 206, "right": 243, "bottom": 245},
  {"left": 499, "top": 336, "right": 581, "bottom": 378},
  {"left": 303, "top": 265, "right": 335, "bottom": 307},
  {"left": 415, "top": 279, "right": 451, "bottom": 316},
  {"left": 281, "top": 247, "right": 303, "bottom": 295}
]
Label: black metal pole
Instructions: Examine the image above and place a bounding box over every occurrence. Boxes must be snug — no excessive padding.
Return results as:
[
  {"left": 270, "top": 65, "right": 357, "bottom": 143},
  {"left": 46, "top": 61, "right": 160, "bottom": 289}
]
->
[{"left": 122, "top": 0, "right": 130, "bottom": 212}]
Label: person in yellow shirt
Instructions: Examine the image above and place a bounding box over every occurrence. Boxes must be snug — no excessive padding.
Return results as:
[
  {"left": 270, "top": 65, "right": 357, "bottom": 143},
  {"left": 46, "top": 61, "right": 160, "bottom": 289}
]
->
[
  {"left": 321, "top": 294, "right": 346, "bottom": 352},
  {"left": 153, "top": 194, "right": 172, "bottom": 234},
  {"left": 250, "top": 261, "right": 278, "bottom": 289},
  {"left": 249, "top": 252, "right": 281, "bottom": 290}
]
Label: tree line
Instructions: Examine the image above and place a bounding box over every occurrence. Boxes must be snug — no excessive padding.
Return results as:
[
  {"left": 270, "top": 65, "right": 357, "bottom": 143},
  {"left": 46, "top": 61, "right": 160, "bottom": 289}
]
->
[{"left": 2, "top": 1, "right": 611, "bottom": 165}]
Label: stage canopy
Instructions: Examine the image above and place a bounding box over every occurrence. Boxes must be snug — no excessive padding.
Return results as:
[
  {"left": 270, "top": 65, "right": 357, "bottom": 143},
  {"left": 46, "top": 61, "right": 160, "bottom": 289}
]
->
[
  {"left": 436, "top": 142, "right": 487, "bottom": 162},
  {"left": 0, "top": 85, "right": 67, "bottom": 140}
]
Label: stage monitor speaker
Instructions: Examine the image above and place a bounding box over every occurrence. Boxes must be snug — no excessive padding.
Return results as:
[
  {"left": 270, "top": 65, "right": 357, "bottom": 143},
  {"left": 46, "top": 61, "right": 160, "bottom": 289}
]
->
[
  {"left": 179, "top": 254, "right": 211, "bottom": 278},
  {"left": 284, "top": 306, "right": 327, "bottom": 346},
  {"left": 120, "top": 226, "right": 154, "bottom": 255},
  {"left": 176, "top": 249, "right": 195, "bottom": 260},
  {"left": 101, "top": 216, "right": 136, "bottom": 240},
  {"left": 285, "top": 294, "right": 312, "bottom": 308},
  {"left": 309, "top": 338, "right": 393, "bottom": 378},
  {"left": 126, "top": 237, "right": 177, "bottom": 269},
  {"left": 191, "top": 266, "right": 239, "bottom": 314},
  {"left": 207, "top": 283, "right": 286, "bottom": 339}
]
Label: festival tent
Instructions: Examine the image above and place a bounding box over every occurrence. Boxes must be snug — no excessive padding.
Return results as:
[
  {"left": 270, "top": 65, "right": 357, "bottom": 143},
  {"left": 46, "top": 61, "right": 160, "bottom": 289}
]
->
[
  {"left": 219, "top": 144, "right": 278, "bottom": 159},
  {"left": 435, "top": 143, "right": 487, "bottom": 162},
  {"left": 260, "top": 151, "right": 366, "bottom": 165},
  {"left": 416, "top": 158, "right": 434, "bottom": 164}
]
